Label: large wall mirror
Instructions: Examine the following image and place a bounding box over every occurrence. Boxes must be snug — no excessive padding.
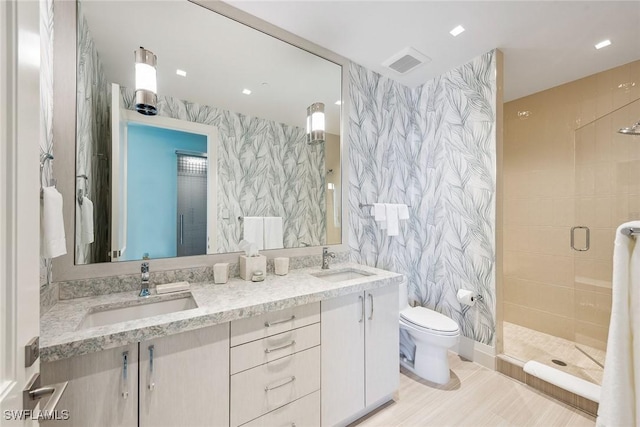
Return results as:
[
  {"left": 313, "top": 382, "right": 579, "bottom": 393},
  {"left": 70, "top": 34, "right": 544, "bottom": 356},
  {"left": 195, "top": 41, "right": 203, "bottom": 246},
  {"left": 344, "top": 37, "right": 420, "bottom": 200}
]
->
[{"left": 72, "top": 0, "right": 344, "bottom": 266}]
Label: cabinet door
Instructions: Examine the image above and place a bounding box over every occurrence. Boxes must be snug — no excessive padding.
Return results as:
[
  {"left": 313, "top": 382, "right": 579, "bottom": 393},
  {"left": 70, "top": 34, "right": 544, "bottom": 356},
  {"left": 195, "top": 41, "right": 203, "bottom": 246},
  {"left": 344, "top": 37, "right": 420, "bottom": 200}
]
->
[
  {"left": 365, "top": 285, "right": 399, "bottom": 406},
  {"left": 321, "top": 292, "right": 365, "bottom": 427},
  {"left": 41, "top": 344, "right": 138, "bottom": 427},
  {"left": 140, "top": 323, "right": 230, "bottom": 427}
]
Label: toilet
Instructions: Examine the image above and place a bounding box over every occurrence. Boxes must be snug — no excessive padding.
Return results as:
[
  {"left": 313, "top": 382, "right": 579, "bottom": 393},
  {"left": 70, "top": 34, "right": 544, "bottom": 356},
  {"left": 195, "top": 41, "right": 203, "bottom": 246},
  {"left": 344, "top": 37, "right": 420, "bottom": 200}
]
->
[{"left": 399, "top": 281, "right": 460, "bottom": 384}]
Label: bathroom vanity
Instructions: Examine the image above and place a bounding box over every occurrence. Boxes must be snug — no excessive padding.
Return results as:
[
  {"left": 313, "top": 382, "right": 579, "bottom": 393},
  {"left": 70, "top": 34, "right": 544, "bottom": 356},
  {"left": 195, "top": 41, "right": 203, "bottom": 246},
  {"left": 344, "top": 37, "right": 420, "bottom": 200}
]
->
[{"left": 40, "top": 263, "right": 401, "bottom": 427}]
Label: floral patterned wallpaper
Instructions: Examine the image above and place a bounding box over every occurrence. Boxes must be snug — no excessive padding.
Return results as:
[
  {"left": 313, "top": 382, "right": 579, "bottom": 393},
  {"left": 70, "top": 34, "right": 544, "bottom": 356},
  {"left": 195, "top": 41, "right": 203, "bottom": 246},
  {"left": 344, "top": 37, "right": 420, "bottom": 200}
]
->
[
  {"left": 76, "top": 6, "right": 111, "bottom": 264},
  {"left": 349, "top": 51, "right": 497, "bottom": 345}
]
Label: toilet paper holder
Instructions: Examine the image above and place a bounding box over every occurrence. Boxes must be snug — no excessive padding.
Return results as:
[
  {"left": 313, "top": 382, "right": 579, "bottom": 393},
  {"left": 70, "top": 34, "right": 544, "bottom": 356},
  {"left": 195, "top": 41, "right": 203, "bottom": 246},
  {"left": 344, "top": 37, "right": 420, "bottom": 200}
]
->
[{"left": 456, "top": 289, "right": 483, "bottom": 306}]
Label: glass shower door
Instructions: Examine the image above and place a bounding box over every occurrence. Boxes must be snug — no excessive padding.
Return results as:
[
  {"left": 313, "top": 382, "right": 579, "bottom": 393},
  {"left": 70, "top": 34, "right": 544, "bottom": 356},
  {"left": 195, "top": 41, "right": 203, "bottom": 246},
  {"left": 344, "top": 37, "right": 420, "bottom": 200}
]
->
[{"left": 573, "top": 98, "right": 640, "bottom": 373}]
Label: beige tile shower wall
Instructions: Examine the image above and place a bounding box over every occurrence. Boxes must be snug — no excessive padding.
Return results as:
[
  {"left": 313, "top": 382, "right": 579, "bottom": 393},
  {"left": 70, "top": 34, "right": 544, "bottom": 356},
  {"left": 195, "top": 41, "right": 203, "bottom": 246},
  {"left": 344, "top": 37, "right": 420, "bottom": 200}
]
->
[{"left": 504, "top": 60, "right": 640, "bottom": 349}]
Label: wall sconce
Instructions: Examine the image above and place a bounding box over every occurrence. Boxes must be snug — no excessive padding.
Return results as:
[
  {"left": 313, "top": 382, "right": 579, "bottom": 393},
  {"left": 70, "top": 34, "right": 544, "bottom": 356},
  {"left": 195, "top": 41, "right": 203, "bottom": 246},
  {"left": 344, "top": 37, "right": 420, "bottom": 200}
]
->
[
  {"left": 134, "top": 47, "right": 157, "bottom": 116},
  {"left": 306, "top": 102, "right": 325, "bottom": 145}
]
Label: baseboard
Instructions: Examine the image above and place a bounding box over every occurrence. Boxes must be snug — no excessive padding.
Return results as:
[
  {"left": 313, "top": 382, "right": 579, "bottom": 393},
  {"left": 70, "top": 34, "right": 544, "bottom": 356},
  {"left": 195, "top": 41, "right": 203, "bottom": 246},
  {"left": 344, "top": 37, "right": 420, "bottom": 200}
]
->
[{"left": 452, "top": 335, "right": 496, "bottom": 370}]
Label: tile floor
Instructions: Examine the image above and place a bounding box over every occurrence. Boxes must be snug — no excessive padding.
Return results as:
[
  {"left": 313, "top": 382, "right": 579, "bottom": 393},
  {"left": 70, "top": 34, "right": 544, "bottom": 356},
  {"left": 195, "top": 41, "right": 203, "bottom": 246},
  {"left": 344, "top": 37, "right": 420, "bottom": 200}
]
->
[
  {"left": 353, "top": 354, "right": 595, "bottom": 426},
  {"left": 503, "top": 322, "right": 605, "bottom": 385}
]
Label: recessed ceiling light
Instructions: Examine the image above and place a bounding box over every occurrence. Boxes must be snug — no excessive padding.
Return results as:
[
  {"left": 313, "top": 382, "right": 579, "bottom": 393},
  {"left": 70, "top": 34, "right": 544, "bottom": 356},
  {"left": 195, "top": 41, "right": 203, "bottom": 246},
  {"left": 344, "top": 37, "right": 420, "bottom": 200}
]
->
[
  {"left": 335, "top": 100, "right": 342, "bottom": 105},
  {"left": 595, "top": 39, "right": 611, "bottom": 50},
  {"left": 176, "top": 69, "right": 187, "bottom": 77},
  {"left": 449, "top": 25, "right": 465, "bottom": 37},
  {"left": 242, "top": 88, "right": 252, "bottom": 95}
]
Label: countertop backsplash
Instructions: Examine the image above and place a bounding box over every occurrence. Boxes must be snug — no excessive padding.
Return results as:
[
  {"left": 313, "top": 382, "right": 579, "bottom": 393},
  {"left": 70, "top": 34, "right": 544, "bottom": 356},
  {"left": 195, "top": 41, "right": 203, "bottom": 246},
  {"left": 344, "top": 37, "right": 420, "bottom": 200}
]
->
[{"left": 41, "top": 251, "right": 349, "bottom": 312}]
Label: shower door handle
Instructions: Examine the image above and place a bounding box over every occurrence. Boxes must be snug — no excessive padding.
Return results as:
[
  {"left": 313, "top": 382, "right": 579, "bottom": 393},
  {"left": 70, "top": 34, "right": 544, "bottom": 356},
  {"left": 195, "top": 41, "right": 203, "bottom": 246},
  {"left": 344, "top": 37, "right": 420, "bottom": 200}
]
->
[
  {"left": 571, "top": 226, "right": 590, "bottom": 251},
  {"left": 179, "top": 214, "right": 184, "bottom": 245}
]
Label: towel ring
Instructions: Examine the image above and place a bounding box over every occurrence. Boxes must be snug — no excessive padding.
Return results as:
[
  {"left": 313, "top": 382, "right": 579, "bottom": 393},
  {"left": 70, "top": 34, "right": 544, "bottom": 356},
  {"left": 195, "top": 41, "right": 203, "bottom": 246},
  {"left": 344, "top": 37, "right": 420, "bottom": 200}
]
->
[{"left": 40, "top": 153, "right": 55, "bottom": 199}]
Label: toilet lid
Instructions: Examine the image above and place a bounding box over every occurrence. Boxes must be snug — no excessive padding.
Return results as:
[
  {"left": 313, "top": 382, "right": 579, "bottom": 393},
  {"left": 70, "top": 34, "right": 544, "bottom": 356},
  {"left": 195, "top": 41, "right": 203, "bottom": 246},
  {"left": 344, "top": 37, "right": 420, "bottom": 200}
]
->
[{"left": 400, "top": 306, "right": 459, "bottom": 333}]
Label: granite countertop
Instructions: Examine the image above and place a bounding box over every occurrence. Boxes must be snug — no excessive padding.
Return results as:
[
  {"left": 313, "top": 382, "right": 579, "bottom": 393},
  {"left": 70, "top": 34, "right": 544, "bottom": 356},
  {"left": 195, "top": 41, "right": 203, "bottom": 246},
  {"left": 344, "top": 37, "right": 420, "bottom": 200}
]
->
[{"left": 40, "top": 262, "right": 402, "bottom": 362}]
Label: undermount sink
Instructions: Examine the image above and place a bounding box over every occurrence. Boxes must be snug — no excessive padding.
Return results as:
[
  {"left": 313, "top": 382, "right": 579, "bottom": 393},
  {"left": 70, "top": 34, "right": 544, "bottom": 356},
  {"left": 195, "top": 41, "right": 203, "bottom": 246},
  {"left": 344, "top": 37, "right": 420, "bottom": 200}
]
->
[
  {"left": 312, "top": 268, "right": 374, "bottom": 283},
  {"left": 78, "top": 294, "right": 198, "bottom": 330}
]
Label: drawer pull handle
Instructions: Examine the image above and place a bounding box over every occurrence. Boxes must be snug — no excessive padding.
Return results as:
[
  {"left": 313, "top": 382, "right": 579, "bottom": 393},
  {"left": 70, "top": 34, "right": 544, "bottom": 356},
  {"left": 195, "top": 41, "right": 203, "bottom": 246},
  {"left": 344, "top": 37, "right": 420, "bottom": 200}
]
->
[
  {"left": 264, "top": 376, "right": 296, "bottom": 392},
  {"left": 265, "top": 315, "right": 296, "bottom": 327},
  {"left": 265, "top": 340, "right": 296, "bottom": 354},
  {"left": 122, "top": 351, "right": 129, "bottom": 399}
]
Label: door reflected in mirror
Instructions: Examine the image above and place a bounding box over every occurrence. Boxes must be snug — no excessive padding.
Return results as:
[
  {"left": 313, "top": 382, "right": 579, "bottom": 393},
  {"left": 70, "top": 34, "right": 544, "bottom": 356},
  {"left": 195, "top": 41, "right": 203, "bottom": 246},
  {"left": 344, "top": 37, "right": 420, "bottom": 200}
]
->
[{"left": 75, "top": 0, "right": 342, "bottom": 265}]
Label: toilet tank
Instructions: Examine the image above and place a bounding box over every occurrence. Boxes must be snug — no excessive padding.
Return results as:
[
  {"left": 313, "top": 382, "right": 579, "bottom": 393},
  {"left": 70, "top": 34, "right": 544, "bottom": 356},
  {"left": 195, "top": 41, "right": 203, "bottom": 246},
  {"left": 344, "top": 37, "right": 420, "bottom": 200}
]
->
[{"left": 399, "top": 280, "right": 408, "bottom": 310}]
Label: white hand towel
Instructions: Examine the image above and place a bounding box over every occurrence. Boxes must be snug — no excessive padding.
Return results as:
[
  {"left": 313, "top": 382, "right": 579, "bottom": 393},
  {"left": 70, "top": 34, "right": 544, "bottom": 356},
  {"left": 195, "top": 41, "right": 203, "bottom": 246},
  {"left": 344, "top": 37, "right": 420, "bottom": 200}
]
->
[
  {"left": 243, "top": 217, "right": 264, "bottom": 250},
  {"left": 373, "top": 203, "right": 387, "bottom": 229},
  {"left": 41, "top": 186, "right": 67, "bottom": 259},
  {"left": 80, "top": 197, "right": 94, "bottom": 244},
  {"left": 263, "top": 217, "right": 283, "bottom": 250},
  {"left": 75, "top": 201, "right": 82, "bottom": 247},
  {"left": 385, "top": 204, "right": 399, "bottom": 236},
  {"left": 398, "top": 204, "right": 410, "bottom": 220},
  {"left": 597, "top": 221, "right": 640, "bottom": 427}
]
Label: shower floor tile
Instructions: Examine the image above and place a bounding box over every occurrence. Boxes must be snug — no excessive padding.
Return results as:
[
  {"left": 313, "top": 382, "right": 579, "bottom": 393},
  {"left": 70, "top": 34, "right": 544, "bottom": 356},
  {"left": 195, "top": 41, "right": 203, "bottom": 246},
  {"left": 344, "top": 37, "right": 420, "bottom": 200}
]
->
[{"left": 503, "top": 322, "right": 605, "bottom": 385}]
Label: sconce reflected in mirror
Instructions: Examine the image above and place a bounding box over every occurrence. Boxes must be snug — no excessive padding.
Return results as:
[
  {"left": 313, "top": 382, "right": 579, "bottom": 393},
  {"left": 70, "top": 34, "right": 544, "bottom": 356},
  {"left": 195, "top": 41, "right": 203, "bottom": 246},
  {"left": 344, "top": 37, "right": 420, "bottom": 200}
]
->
[
  {"left": 306, "top": 102, "right": 325, "bottom": 145},
  {"left": 134, "top": 46, "right": 157, "bottom": 116}
]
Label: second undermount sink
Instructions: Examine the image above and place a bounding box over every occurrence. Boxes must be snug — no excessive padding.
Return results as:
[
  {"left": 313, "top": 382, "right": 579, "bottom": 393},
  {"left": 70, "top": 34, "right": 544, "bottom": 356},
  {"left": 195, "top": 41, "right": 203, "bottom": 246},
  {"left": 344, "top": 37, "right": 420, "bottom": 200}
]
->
[
  {"left": 312, "top": 268, "right": 374, "bottom": 283},
  {"left": 78, "top": 294, "right": 198, "bottom": 330}
]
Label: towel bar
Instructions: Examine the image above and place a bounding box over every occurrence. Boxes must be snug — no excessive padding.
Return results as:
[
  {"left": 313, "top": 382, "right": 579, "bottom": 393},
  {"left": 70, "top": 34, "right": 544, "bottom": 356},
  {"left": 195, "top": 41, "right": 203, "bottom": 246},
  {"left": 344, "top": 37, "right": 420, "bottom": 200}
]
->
[
  {"left": 359, "top": 203, "right": 411, "bottom": 208},
  {"left": 621, "top": 227, "right": 640, "bottom": 237}
]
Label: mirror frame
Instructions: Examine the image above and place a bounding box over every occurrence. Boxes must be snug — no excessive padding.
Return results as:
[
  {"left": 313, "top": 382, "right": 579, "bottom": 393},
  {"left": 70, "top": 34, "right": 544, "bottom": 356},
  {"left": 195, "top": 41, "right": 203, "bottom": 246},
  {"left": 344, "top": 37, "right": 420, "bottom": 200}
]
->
[{"left": 53, "top": 0, "right": 350, "bottom": 281}]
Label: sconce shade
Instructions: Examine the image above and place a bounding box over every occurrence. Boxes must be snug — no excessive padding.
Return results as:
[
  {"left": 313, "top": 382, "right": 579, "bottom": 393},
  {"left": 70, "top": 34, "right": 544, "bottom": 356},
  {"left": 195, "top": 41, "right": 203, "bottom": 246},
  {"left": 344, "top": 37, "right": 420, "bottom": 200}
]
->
[
  {"left": 135, "top": 47, "right": 157, "bottom": 116},
  {"left": 306, "top": 102, "right": 325, "bottom": 145}
]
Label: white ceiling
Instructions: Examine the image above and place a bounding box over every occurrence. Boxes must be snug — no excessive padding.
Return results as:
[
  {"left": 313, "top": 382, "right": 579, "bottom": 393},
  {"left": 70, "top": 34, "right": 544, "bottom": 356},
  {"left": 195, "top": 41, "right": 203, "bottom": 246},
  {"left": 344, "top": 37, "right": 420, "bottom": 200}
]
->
[
  {"left": 226, "top": 1, "right": 640, "bottom": 101},
  {"left": 80, "top": 1, "right": 342, "bottom": 133}
]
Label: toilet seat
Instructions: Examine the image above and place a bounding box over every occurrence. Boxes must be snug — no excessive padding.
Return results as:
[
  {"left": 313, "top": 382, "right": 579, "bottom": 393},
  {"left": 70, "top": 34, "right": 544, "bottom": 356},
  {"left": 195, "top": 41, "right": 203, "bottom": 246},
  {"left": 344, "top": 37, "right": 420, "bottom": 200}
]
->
[{"left": 400, "top": 307, "right": 459, "bottom": 336}]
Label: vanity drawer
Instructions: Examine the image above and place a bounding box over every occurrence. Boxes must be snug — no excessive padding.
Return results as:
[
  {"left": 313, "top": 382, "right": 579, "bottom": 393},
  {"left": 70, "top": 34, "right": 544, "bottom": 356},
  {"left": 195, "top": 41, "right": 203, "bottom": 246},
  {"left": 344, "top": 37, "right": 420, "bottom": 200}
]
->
[
  {"left": 241, "top": 391, "right": 320, "bottom": 427},
  {"left": 231, "top": 302, "right": 320, "bottom": 347},
  {"left": 231, "top": 323, "right": 320, "bottom": 374},
  {"left": 230, "top": 346, "right": 320, "bottom": 427}
]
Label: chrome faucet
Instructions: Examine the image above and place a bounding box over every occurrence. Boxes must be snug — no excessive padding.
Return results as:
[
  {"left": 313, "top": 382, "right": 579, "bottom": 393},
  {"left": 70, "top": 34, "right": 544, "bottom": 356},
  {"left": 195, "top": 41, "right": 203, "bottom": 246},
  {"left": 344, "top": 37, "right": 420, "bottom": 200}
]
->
[
  {"left": 322, "top": 247, "right": 336, "bottom": 270},
  {"left": 139, "top": 262, "right": 150, "bottom": 297}
]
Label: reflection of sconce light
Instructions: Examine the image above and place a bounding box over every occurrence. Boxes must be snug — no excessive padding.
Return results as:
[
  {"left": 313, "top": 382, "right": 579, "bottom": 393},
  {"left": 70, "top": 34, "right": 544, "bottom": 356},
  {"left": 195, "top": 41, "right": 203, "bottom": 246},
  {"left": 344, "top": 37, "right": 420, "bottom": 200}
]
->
[
  {"left": 134, "top": 47, "right": 157, "bottom": 116},
  {"left": 306, "top": 102, "right": 325, "bottom": 145}
]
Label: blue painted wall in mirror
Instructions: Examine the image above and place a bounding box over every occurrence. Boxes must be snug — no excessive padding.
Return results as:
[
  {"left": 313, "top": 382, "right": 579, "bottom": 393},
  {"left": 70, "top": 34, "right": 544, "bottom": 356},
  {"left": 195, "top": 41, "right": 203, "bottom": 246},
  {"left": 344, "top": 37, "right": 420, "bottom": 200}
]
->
[{"left": 125, "top": 124, "right": 207, "bottom": 261}]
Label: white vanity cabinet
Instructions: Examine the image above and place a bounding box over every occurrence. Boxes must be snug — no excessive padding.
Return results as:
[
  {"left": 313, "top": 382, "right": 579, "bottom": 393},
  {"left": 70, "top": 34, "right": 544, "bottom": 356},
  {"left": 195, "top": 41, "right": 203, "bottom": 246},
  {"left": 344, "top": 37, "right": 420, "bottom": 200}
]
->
[
  {"left": 321, "top": 284, "right": 399, "bottom": 427},
  {"left": 41, "top": 323, "right": 229, "bottom": 427},
  {"left": 230, "top": 303, "right": 321, "bottom": 427},
  {"left": 139, "top": 323, "right": 230, "bottom": 427},
  {"left": 41, "top": 343, "right": 138, "bottom": 427}
]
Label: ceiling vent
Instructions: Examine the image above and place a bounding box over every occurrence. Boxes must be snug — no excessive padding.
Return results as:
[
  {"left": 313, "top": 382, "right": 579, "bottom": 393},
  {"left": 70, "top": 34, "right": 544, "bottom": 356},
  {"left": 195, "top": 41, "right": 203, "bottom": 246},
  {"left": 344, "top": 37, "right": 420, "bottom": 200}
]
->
[{"left": 382, "top": 47, "right": 431, "bottom": 74}]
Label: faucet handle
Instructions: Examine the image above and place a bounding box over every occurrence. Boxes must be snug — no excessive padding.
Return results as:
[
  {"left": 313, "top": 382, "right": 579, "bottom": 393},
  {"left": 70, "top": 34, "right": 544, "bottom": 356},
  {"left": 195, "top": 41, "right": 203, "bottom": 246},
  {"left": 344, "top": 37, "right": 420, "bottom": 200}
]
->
[{"left": 323, "top": 247, "right": 336, "bottom": 257}]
